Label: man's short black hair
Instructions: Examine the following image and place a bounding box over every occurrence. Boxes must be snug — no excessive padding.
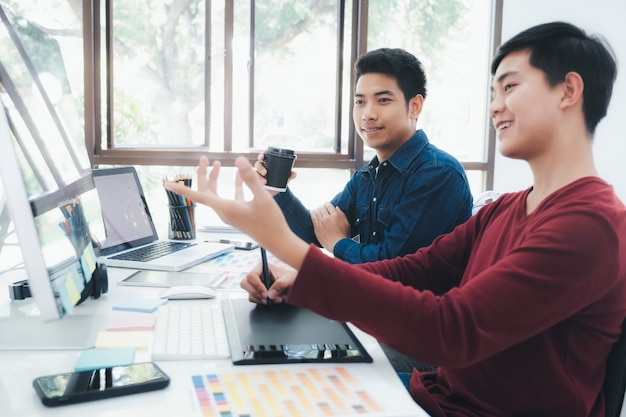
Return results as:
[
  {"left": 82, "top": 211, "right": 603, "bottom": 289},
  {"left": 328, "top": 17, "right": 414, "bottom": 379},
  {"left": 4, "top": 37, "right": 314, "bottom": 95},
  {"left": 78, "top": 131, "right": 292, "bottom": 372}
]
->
[
  {"left": 354, "top": 48, "right": 427, "bottom": 105},
  {"left": 491, "top": 21, "right": 617, "bottom": 136}
]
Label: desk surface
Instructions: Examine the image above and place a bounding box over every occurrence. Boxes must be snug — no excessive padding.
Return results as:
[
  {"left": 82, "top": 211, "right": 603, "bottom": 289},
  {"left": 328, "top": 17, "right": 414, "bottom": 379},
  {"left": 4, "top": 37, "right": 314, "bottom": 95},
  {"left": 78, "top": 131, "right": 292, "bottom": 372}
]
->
[{"left": 0, "top": 239, "right": 429, "bottom": 417}]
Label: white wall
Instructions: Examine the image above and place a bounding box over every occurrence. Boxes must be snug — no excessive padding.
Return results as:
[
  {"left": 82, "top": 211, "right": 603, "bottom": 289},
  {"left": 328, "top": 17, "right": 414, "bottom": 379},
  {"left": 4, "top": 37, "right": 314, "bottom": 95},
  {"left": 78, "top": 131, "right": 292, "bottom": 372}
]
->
[{"left": 494, "top": 0, "right": 626, "bottom": 201}]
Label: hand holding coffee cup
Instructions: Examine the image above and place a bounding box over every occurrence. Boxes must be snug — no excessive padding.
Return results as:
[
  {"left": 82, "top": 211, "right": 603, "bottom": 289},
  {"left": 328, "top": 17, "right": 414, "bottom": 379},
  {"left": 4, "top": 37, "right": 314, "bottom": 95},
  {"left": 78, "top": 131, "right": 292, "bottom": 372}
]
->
[{"left": 258, "top": 147, "right": 297, "bottom": 193}]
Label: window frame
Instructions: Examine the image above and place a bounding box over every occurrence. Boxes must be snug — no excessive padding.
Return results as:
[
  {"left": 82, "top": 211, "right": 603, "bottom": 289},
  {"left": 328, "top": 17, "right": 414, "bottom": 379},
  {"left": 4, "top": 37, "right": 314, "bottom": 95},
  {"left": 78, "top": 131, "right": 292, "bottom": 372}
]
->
[{"left": 82, "top": 0, "right": 501, "bottom": 188}]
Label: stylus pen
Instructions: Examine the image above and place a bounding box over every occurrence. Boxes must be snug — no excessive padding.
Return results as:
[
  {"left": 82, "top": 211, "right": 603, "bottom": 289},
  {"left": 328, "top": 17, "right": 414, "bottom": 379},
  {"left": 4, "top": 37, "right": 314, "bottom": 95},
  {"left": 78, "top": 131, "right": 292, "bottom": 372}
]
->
[{"left": 260, "top": 247, "right": 273, "bottom": 305}]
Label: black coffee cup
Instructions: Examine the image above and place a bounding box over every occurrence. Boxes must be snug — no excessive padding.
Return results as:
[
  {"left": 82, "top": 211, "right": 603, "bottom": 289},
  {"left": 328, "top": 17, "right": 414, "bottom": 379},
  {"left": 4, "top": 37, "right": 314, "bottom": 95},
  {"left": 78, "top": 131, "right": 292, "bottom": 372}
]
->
[{"left": 263, "top": 147, "right": 297, "bottom": 192}]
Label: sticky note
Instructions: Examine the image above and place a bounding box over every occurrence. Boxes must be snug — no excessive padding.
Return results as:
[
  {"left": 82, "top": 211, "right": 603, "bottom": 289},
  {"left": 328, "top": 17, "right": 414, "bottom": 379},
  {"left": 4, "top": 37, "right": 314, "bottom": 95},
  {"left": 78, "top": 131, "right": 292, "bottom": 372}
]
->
[
  {"left": 53, "top": 276, "right": 75, "bottom": 315},
  {"left": 80, "top": 245, "right": 97, "bottom": 277},
  {"left": 95, "top": 331, "right": 151, "bottom": 349},
  {"left": 68, "top": 267, "right": 85, "bottom": 298},
  {"left": 112, "top": 298, "right": 168, "bottom": 313},
  {"left": 74, "top": 347, "right": 136, "bottom": 371},
  {"left": 108, "top": 314, "right": 156, "bottom": 331}
]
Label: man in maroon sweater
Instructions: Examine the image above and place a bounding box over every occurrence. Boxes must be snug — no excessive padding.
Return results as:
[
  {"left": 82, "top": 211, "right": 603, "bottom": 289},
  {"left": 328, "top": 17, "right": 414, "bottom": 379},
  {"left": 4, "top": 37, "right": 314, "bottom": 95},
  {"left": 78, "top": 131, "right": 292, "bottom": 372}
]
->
[{"left": 166, "top": 22, "right": 626, "bottom": 416}]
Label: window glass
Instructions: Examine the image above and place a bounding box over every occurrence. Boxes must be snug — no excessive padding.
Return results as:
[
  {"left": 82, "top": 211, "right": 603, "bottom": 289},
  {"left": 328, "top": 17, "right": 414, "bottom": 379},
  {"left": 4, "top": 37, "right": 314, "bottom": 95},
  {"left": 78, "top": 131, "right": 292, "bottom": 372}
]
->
[
  {"left": 367, "top": 0, "right": 492, "bottom": 164},
  {"left": 0, "top": 1, "right": 88, "bottom": 189},
  {"left": 110, "top": 0, "right": 207, "bottom": 148},
  {"left": 241, "top": 1, "right": 347, "bottom": 153}
]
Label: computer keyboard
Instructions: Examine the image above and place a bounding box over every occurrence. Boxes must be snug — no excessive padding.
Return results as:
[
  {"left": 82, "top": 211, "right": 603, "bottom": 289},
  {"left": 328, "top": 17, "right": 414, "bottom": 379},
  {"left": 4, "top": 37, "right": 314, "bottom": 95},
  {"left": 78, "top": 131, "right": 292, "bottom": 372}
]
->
[
  {"left": 152, "top": 303, "right": 230, "bottom": 360},
  {"left": 111, "top": 240, "right": 195, "bottom": 262}
]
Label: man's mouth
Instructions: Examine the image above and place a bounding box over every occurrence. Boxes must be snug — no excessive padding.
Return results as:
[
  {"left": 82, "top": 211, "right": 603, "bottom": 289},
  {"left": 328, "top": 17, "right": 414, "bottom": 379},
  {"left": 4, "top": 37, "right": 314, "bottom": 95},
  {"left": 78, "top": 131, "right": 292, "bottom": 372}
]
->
[{"left": 495, "top": 121, "right": 512, "bottom": 131}]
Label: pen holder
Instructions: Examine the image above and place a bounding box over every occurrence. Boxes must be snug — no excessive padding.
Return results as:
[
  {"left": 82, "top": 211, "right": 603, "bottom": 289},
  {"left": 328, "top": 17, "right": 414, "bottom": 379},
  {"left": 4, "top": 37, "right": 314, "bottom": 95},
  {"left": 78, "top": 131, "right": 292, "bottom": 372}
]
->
[
  {"left": 168, "top": 204, "right": 196, "bottom": 240},
  {"left": 65, "top": 224, "right": 91, "bottom": 257}
]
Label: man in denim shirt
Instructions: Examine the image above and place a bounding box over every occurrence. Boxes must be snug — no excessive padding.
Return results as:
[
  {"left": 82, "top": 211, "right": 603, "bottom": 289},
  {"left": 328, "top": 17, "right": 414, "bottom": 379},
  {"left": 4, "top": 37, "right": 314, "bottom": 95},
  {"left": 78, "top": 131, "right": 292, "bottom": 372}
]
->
[{"left": 256, "top": 48, "right": 472, "bottom": 265}]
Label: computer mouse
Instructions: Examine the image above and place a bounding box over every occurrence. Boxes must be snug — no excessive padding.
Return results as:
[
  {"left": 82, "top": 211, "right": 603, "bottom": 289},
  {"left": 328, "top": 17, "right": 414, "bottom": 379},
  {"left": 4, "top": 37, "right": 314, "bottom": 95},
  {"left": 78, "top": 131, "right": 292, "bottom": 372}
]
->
[{"left": 159, "top": 285, "right": 216, "bottom": 300}]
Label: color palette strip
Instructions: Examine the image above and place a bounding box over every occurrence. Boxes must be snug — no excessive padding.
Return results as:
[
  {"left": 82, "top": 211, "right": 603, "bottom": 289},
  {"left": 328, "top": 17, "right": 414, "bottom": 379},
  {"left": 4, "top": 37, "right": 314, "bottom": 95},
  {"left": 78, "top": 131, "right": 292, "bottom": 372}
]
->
[{"left": 191, "top": 367, "right": 384, "bottom": 416}]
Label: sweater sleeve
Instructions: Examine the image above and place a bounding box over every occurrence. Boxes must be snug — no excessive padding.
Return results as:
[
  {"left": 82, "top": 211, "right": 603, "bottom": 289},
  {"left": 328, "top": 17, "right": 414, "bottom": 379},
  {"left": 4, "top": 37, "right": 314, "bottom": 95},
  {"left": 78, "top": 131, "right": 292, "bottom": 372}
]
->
[{"left": 287, "top": 205, "right": 623, "bottom": 368}]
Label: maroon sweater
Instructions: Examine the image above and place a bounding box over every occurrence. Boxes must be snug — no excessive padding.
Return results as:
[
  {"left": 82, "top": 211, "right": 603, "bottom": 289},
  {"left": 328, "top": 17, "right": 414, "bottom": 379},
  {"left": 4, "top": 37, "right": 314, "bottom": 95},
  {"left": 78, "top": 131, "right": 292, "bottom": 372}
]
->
[{"left": 287, "top": 177, "right": 626, "bottom": 416}]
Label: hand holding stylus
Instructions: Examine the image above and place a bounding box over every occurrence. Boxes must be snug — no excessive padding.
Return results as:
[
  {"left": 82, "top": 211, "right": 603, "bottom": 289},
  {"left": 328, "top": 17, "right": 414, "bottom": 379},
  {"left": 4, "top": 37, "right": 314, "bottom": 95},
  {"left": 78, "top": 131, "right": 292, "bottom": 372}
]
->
[
  {"left": 241, "top": 253, "right": 296, "bottom": 305},
  {"left": 260, "top": 247, "right": 274, "bottom": 305}
]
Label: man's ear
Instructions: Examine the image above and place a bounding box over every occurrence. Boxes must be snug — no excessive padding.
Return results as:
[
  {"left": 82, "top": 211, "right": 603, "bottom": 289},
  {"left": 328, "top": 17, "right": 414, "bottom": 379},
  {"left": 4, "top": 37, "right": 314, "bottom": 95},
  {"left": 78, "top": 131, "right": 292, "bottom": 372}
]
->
[
  {"left": 559, "top": 71, "right": 584, "bottom": 110},
  {"left": 409, "top": 94, "right": 424, "bottom": 120}
]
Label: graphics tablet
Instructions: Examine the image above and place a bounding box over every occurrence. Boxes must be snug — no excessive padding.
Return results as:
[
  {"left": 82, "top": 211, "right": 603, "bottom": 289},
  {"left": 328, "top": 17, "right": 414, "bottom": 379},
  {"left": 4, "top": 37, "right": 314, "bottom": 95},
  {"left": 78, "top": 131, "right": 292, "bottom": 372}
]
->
[{"left": 221, "top": 298, "right": 372, "bottom": 365}]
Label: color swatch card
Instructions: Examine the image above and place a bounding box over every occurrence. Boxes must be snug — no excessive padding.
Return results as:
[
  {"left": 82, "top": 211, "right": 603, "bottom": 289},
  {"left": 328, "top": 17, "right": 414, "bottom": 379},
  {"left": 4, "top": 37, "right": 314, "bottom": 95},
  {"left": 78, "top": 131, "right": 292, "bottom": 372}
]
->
[
  {"left": 190, "top": 365, "right": 420, "bottom": 417},
  {"left": 186, "top": 250, "right": 292, "bottom": 290}
]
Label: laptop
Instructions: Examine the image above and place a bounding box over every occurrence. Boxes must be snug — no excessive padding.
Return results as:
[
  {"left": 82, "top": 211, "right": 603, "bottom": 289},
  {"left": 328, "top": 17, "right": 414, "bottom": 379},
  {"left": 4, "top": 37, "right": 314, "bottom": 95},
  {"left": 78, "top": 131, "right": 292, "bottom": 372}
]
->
[{"left": 91, "top": 166, "right": 233, "bottom": 271}]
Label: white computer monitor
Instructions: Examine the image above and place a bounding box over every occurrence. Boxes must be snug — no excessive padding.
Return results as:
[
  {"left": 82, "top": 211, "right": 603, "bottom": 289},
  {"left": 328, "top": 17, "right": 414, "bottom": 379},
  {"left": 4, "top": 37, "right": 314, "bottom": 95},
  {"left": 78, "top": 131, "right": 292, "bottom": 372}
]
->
[
  {"left": 0, "top": 106, "right": 64, "bottom": 321},
  {"left": 0, "top": 103, "right": 111, "bottom": 349},
  {"left": 0, "top": 96, "right": 108, "bottom": 322}
]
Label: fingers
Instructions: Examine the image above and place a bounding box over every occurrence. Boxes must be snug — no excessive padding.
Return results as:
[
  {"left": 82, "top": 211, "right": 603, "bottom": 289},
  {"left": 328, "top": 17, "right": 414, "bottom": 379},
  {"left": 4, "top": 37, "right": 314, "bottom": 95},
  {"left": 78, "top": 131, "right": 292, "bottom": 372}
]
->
[
  {"left": 196, "top": 156, "right": 211, "bottom": 191},
  {"left": 234, "top": 170, "right": 244, "bottom": 201},
  {"left": 254, "top": 152, "right": 267, "bottom": 177},
  {"left": 241, "top": 263, "right": 270, "bottom": 304},
  {"left": 206, "top": 160, "right": 221, "bottom": 193},
  {"left": 311, "top": 202, "right": 334, "bottom": 218},
  {"left": 240, "top": 262, "right": 295, "bottom": 305},
  {"left": 235, "top": 156, "right": 270, "bottom": 200},
  {"left": 163, "top": 157, "right": 222, "bottom": 210},
  {"left": 267, "top": 279, "right": 289, "bottom": 304}
]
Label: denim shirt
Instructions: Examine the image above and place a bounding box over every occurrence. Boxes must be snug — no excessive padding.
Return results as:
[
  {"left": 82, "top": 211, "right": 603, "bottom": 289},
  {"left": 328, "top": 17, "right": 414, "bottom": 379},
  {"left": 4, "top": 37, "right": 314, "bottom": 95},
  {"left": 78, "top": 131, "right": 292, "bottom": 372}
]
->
[{"left": 274, "top": 130, "right": 473, "bottom": 264}]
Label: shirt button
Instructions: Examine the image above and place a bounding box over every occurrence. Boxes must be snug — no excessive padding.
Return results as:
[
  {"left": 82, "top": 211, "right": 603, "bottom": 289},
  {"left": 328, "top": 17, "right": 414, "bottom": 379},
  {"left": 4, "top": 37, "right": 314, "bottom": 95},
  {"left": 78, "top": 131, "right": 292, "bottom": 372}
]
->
[
  {"left": 382, "top": 162, "right": 387, "bottom": 166},
  {"left": 372, "top": 232, "right": 376, "bottom": 236},
  {"left": 372, "top": 197, "right": 377, "bottom": 202},
  {"left": 356, "top": 218, "right": 360, "bottom": 222}
]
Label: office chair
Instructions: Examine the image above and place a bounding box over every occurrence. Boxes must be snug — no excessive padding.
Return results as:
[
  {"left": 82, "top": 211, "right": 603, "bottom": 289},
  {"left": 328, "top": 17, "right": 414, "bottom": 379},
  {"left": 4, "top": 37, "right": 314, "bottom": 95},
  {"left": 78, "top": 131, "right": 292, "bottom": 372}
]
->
[
  {"left": 603, "top": 318, "right": 626, "bottom": 417},
  {"left": 472, "top": 190, "right": 503, "bottom": 215}
]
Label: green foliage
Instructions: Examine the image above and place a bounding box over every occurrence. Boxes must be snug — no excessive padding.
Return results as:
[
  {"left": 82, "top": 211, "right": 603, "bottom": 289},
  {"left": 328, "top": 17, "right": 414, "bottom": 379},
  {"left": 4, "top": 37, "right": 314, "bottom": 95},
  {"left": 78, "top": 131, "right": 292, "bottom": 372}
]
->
[
  {"left": 254, "top": 0, "right": 336, "bottom": 52},
  {"left": 367, "top": 0, "right": 466, "bottom": 63},
  {"left": 114, "top": 90, "right": 158, "bottom": 146}
]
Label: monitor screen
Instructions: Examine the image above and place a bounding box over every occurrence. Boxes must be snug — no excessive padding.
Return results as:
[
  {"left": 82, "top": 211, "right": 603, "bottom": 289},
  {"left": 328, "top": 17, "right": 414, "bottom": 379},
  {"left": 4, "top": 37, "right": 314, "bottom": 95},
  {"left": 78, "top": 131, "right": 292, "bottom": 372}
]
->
[
  {"left": 0, "top": 7, "right": 110, "bottom": 349},
  {"left": 0, "top": 102, "right": 106, "bottom": 323}
]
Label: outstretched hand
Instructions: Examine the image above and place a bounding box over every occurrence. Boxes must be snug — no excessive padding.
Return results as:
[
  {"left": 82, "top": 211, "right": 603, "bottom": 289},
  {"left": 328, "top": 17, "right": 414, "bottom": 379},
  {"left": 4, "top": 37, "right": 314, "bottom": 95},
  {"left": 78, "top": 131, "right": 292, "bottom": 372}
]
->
[{"left": 163, "top": 156, "right": 309, "bottom": 270}]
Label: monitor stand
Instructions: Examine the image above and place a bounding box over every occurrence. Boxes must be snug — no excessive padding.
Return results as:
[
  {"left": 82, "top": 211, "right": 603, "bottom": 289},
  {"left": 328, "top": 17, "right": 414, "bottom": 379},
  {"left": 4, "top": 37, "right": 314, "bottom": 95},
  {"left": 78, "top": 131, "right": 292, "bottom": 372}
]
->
[{"left": 0, "top": 313, "right": 109, "bottom": 350}]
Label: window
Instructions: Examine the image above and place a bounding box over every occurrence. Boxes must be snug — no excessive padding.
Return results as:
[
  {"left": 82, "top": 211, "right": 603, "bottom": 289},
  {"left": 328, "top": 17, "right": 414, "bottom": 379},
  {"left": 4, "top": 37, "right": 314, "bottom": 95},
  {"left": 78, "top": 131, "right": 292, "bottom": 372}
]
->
[
  {"left": 86, "top": 0, "right": 499, "bottom": 191},
  {"left": 0, "top": 1, "right": 89, "bottom": 189},
  {"left": 0, "top": 0, "right": 501, "bottom": 217}
]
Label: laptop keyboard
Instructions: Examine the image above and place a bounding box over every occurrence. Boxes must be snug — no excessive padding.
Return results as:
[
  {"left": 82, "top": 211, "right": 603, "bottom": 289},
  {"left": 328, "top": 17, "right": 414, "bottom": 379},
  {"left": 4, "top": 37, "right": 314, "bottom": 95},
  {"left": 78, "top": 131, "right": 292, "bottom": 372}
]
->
[
  {"left": 152, "top": 303, "right": 230, "bottom": 360},
  {"left": 110, "top": 240, "right": 195, "bottom": 262}
]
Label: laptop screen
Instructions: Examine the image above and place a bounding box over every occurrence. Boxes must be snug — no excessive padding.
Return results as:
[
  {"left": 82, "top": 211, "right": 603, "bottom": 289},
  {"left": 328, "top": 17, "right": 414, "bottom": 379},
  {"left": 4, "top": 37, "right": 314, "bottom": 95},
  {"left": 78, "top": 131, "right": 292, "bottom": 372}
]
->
[{"left": 92, "top": 167, "right": 159, "bottom": 255}]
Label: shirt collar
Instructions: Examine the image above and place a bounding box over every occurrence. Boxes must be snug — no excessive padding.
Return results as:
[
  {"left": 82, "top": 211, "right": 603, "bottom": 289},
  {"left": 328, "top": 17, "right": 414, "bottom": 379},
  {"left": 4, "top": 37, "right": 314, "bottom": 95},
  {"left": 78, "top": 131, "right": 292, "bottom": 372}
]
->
[{"left": 359, "top": 130, "right": 429, "bottom": 175}]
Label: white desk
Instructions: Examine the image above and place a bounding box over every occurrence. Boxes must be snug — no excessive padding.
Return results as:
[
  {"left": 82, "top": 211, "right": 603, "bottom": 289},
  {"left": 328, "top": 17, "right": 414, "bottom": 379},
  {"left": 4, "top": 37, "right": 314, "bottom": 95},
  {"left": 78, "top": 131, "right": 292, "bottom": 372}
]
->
[{"left": 0, "top": 250, "right": 429, "bottom": 417}]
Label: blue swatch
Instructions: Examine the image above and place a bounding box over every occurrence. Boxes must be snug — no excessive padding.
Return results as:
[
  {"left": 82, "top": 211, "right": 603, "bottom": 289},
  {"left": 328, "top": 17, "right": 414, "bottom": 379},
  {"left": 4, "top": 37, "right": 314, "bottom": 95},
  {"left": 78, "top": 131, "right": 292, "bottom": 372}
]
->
[
  {"left": 75, "top": 347, "right": 136, "bottom": 371},
  {"left": 112, "top": 298, "right": 168, "bottom": 313}
]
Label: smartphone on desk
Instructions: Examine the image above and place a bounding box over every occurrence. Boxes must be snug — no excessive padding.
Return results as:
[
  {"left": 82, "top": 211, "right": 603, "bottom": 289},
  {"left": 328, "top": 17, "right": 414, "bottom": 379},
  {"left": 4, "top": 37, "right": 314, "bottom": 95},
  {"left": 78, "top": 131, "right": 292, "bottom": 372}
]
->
[{"left": 33, "top": 362, "right": 170, "bottom": 407}]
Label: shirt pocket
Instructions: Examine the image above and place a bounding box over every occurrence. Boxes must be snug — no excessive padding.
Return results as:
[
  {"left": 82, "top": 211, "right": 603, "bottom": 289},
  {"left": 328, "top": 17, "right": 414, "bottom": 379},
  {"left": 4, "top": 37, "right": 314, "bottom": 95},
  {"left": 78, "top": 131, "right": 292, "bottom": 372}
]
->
[
  {"left": 354, "top": 206, "right": 368, "bottom": 227},
  {"left": 377, "top": 205, "right": 393, "bottom": 228}
]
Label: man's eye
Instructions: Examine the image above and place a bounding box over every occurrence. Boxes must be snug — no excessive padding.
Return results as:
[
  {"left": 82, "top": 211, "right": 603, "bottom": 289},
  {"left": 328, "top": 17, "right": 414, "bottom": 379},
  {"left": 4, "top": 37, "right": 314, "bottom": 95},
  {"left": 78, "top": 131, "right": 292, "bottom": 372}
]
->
[
  {"left": 504, "top": 84, "right": 514, "bottom": 91},
  {"left": 354, "top": 99, "right": 363, "bottom": 105},
  {"left": 379, "top": 97, "right": 391, "bottom": 103}
]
